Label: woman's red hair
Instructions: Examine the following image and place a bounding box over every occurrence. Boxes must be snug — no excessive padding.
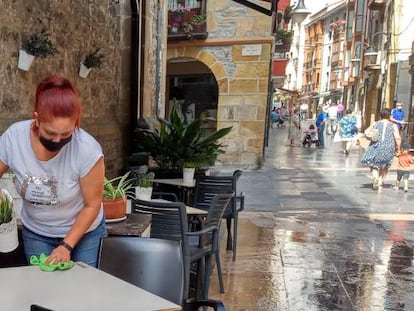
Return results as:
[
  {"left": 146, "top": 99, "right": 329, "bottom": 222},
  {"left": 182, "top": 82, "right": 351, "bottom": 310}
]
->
[{"left": 33, "top": 75, "right": 82, "bottom": 129}]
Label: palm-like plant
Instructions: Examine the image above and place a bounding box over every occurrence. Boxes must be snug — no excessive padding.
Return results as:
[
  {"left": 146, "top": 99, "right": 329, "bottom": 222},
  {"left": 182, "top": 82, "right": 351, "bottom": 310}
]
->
[
  {"left": 103, "top": 171, "right": 136, "bottom": 200},
  {"left": 140, "top": 106, "right": 232, "bottom": 170}
]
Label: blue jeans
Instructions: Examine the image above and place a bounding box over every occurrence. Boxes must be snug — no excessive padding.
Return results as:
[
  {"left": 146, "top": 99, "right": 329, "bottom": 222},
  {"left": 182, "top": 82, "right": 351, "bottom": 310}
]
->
[
  {"left": 318, "top": 124, "right": 326, "bottom": 147},
  {"left": 22, "top": 217, "right": 107, "bottom": 267}
]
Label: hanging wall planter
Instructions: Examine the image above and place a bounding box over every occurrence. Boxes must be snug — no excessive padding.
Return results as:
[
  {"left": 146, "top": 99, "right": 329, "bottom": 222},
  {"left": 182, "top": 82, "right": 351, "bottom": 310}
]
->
[
  {"left": 18, "top": 29, "right": 57, "bottom": 71},
  {"left": 79, "top": 48, "right": 104, "bottom": 78},
  {"left": 79, "top": 63, "right": 91, "bottom": 78},
  {"left": 17, "top": 49, "right": 35, "bottom": 71}
]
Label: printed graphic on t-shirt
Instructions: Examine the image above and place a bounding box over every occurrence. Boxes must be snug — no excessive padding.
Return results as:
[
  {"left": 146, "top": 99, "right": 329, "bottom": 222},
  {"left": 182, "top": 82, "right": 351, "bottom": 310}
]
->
[{"left": 21, "top": 174, "right": 58, "bottom": 207}]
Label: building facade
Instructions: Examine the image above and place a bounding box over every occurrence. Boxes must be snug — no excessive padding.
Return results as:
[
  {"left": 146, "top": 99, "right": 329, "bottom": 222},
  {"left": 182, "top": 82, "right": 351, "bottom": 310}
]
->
[{"left": 165, "top": 0, "right": 275, "bottom": 168}]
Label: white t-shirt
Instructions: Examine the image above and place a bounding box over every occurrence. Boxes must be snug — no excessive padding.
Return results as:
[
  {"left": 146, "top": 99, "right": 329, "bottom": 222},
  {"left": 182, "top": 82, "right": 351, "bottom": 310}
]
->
[
  {"left": 327, "top": 106, "right": 338, "bottom": 119},
  {"left": 0, "top": 120, "right": 104, "bottom": 237}
]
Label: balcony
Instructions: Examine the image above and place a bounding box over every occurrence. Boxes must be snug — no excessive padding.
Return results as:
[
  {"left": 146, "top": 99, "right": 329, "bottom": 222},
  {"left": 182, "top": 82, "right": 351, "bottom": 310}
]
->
[
  {"left": 368, "top": 0, "right": 386, "bottom": 10},
  {"left": 168, "top": 5, "right": 207, "bottom": 41}
]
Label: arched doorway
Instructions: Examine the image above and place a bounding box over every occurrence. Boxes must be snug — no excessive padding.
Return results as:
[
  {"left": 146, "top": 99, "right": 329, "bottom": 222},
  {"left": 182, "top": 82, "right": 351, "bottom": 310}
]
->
[{"left": 166, "top": 57, "right": 218, "bottom": 131}]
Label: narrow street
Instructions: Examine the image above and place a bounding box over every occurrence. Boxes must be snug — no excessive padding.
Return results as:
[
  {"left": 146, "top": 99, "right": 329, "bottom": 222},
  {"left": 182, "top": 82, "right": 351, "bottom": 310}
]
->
[{"left": 209, "top": 126, "right": 414, "bottom": 311}]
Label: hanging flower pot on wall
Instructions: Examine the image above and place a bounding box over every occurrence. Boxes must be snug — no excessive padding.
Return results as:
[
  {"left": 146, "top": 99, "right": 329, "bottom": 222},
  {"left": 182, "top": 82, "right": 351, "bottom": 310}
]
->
[
  {"left": 79, "top": 48, "right": 104, "bottom": 78},
  {"left": 18, "top": 29, "right": 57, "bottom": 71},
  {"left": 17, "top": 49, "right": 35, "bottom": 71},
  {"left": 79, "top": 63, "right": 91, "bottom": 78}
]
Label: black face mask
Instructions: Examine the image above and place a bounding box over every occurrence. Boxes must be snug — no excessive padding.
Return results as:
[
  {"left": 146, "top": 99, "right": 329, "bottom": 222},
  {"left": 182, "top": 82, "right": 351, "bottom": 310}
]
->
[{"left": 39, "top": 135, "right": 72, "bottom": 152}]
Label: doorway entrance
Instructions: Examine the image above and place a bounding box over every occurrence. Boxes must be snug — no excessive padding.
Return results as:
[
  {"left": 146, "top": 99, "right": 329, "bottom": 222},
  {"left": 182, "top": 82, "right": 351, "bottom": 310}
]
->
[{"left": 166, "top": 58, "right": 218, "bottom": 131}]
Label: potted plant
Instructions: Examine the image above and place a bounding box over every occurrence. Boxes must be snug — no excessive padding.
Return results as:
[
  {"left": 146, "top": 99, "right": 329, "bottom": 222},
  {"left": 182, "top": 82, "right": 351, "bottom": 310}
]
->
[
  {"left": 79, "top": 48, "right": 104, "bottom": 78},
  {"left": 139, "top": 105, "right": 232, "bottom": 174},
  {"left": 18, "top": 29, "right": 57, "bottom": 71},
  {"left": 170, "top": 5, "right": 191, "bottom": 24},
  {"left": 103, "top": 171, "right": 135, "bottom": 220},
  {"left": 134, "top": 166, "right": 155, "bottom": 200},
  {"left": 0, "top": 189, "right": 18, "bottom": 253},
  {"left": 191, "top": 13, "right": 206, "bottom": 32},
  {"left": 182, "top": 161, "right": 199, "bottom": 185},
  {"left": 275, "top": 29, "right": 293, "bottom": 45}
]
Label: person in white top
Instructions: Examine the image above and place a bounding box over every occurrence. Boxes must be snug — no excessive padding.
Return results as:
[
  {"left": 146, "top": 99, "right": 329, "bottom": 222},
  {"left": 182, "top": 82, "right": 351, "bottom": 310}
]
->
[
  {"left": 326, "top": 103, "right": 339, "bottom": 135},
  {"left": 0, "top": 75, "right": 106, "bottom": 267}
]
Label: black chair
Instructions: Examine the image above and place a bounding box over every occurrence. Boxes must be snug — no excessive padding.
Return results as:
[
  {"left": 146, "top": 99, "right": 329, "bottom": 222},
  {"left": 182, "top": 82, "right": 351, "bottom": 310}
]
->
[
  {"left": 98, "top": 237, "right": 225, "bottom": 311},
  {"left": 193, "top": 170, "right": 245, "bottom": 261},
  {"left": 131, "top": 192, "right": 233, "bottom": 299}
]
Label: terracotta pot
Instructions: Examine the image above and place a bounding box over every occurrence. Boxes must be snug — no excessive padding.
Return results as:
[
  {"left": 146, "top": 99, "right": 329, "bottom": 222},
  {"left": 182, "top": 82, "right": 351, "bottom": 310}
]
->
[{"left": 103, "top": 198, "right": 127, "bottom": 219}]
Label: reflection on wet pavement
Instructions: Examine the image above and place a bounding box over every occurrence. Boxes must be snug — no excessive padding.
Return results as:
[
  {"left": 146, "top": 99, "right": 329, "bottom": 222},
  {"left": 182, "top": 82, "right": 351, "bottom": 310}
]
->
[{"left": 208, "top": 129, "right": 414, "bottom": 310}]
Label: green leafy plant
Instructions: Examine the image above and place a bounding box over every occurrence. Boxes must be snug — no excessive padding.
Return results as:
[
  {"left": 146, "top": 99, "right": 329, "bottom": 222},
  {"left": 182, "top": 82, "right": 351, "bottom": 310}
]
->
[
  {"left": 183, "top": 161, "right": 199, "bottom": 169},
  {"left": 103, "top": 171, "right": 136, "bottom": 200},
  {"left": 22, "top": 29, "right": 57, "bottom": 58},
  {"left": 140, "top": 106, "right": 232, "bottom": 170},
  {"left": 138, "top": 172, "right": 155, "bottom": 188},
  {"left": 191, "top": 13, "right": 206, "bottom": 25},
  {"left": 83, "top": 48, "right": 104, "bottom": 69},
  {"left": 276, "top": 29, "right": 293, "bottom": 44},
  {"left": 0, "top": 193, "right": 13, "bottom": 225}
]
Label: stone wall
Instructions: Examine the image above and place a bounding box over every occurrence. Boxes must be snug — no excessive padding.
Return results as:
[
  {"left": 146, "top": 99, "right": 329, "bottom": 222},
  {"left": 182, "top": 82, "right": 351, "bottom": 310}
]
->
[{"left": 0, "top": 0, "right": 131, "bottom": 177}]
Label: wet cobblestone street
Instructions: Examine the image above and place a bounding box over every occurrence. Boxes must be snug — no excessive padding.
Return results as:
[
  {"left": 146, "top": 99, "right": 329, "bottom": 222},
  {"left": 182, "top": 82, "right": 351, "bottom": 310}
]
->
[{"left": 208, "top": 127, "right": 414, "bottom": 311}]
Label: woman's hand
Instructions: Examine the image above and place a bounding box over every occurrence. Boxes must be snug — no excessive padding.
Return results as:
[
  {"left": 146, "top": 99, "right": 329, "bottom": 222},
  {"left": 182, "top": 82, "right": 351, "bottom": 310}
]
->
[{"left": 45, "top": 245, "right": 71, "bottom": 264}]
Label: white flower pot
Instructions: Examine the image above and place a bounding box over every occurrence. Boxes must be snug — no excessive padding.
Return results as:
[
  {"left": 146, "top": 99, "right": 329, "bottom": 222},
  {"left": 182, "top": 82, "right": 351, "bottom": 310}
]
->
[
  {"left": 17, "top": 49, "right": 35, "bottom": 71},
  {"left": 0, "top": 189, "right": 18, "bottom": 253},
  {"left": 135, "top": 186, "right": 153, "bottom": 201},
  {"left": 79, "top": 63, "right": 91, "bottom": 78},
  {"left": 183, "top": 168, "right": 195, "bottom": 185},
  {"left": 0, "top": 218, "right": 18, "bottom": 253}
]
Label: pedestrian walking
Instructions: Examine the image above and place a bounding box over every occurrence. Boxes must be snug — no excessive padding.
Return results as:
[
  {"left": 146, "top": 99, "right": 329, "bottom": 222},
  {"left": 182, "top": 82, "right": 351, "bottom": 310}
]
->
[
  {"left": 326, "top": 103, "right": 339, "bottom": 135},
  {"left": 361, "top": 108, "right": 401, "bottom": 190},
  {"left": 337, "top": 102, "right": 344, "bottom": 120},
  {"left": 315, "top": 107, "right": 328, "bottom": 148},
  {"left": 390, "top": 102, "right": 406, "bottom": 132},
  {"left": 337, "top": 109, "right": 358, "bottom": 155},
  {"left": 393, "top": 143, "right": 414, "bottom": 192},
  {"left": 288, "top": 108, "right": 301, "bottom": 146}
]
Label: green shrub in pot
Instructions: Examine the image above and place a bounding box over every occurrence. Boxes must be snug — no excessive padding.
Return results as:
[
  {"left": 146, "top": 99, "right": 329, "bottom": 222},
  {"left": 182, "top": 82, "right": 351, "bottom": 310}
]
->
[{"left": 140, "top": 106, "right": 232, "bottom": 170}]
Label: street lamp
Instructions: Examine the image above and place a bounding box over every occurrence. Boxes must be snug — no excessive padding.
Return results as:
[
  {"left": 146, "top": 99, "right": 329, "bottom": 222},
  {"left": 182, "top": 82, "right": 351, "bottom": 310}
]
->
[{"left": 290, "top": 0, "right": 311, "bottom": 25}]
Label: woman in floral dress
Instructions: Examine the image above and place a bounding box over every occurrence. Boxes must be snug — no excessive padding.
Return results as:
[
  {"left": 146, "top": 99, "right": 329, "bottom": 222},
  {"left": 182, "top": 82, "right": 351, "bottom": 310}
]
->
[
  {"left": 361, "top": 108, "right": 401, "bottom": 190},
  {"left": 338, "top": 109, "right": 358, "bottom": 155}
]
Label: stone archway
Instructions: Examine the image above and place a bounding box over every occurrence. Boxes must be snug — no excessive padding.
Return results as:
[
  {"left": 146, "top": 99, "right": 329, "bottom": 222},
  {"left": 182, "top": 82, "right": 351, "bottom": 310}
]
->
[
  {"left": 167, "top": 48, "right": 228, "bottom": 94},
  {"left": 166, "top": 49, "right": 226, "bottom": 132}
]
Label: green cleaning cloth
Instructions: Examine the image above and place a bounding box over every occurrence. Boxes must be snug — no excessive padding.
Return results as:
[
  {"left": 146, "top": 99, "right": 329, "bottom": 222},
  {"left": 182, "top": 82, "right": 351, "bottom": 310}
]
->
[{"left": 30, "top": 253, "right": 75, "bottom": 272}]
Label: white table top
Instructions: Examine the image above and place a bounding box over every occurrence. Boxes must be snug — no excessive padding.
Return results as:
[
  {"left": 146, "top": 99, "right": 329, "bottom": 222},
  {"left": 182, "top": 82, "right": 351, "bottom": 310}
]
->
[
  {"left": 127, "top": 199, "right": 207, "bottom": 216},
  {"left": 150, "top": 198, "right": 207, "bottom": 216},
  {"left": 153, "top": 178, "right": 196, "bottom": 188},
  {"left": 0, "top": 263, "right": 181, "bottom": 311}
]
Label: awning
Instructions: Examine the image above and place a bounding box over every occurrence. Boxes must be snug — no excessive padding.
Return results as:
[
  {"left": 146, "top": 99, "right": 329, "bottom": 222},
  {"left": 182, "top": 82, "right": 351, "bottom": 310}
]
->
[
  {"left": 274, "top": 87, "right": 301, "bottom": 95},
  {"left": 312, "top": 91, "right": 343, "bottom": 99}
]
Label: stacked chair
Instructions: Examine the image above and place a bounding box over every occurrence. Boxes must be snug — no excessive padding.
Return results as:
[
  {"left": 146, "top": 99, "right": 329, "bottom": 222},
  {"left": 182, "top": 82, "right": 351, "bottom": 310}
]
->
[{"left": 193, "top": 170, "right": 245, "bottom": 261}]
